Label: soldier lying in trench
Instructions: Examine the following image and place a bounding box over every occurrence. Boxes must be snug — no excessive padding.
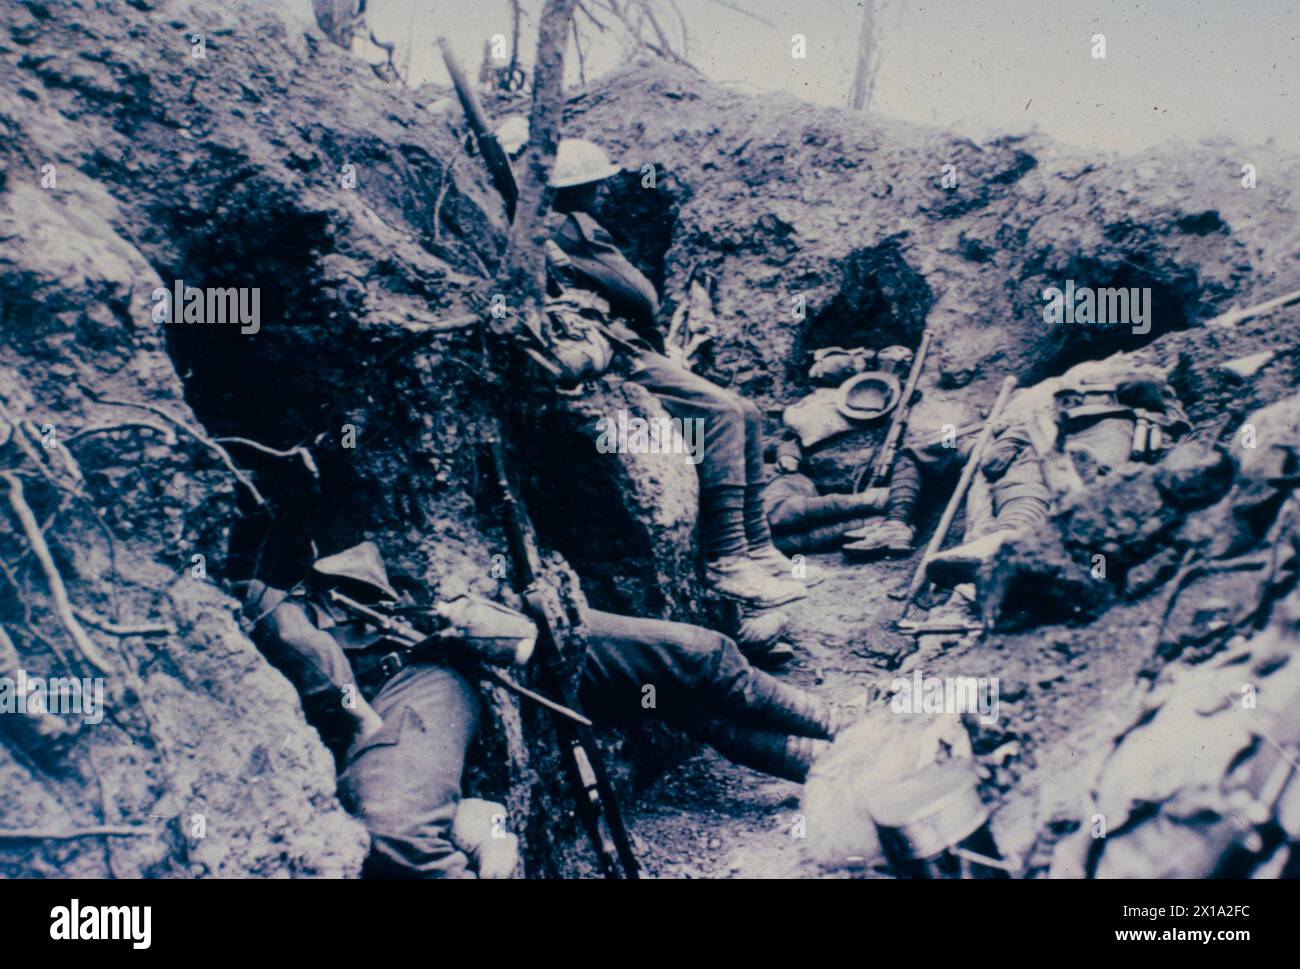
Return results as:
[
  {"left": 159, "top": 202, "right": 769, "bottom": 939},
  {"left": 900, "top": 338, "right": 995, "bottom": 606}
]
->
[
  {"left": 839, "top": 364, "right": 1191, "bottom": 589},
  {"left": 764, "top": 343, "right": 959, "bottom": 559},
  {"left": 763, "top": 432, "right": 892, "bottom": 554},
  {"left": 244, "top": 541, "right": 844, "bottom": 879},
  {"left": 540, "top": 137, "right": 807, "bottom": 611}
]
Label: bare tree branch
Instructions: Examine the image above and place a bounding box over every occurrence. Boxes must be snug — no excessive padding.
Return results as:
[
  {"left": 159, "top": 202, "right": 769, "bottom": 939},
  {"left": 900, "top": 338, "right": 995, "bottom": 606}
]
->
[
  {"left": 499, "top": 0, "right": 578, "bottom": 330},
  {"left": 65, "top": 420, "right": 177, "bottom": 445},
  {"left": 597, "top": 0, "right": 697, "bottom": 67},
  {"left": 706, "top": 0, "right": 777, "bottom": 29},
  {"left": 0, "top": 825, "right": 154, "bottom": 841},
  {"left": 848, "top": 0, "right": 882, "bottom": 110},
  {"left": 72, "top": 606, "right": 175, "bottom": 638},
  {"left": 575, "top": 0, "right": 610, "bottom": 32},
  {"left": 89, "top": 396, "right": 266, "bottom": 507},
  {"left": 668, "top": 0, "right": 690, "bottom": 56},
  {"left": 572, "top": 16, "right": 588, "bottom": 85},
  {"left": 214, "top": 436, "right": 319, "bottom": 479},
  {"left": 641, "top": 3, "right": 686, "bottom": 64},
  {"left": 508, "top": 0, "right": 524, "bottom": 88}
]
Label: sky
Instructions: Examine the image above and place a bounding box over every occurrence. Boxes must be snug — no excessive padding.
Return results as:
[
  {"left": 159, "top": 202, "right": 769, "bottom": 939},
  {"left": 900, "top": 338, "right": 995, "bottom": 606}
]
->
[{"left": 351, "top": 0, "right": 1298, "bottom": 155}]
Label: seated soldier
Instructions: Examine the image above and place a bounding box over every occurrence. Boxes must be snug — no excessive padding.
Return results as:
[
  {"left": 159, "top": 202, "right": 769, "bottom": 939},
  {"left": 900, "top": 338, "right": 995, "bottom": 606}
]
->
[
  {"left": 245, "top": 541, "right": 845, "bottom": 879},
  {"left": 245, "top": 543, "right": 501, "bottom": 880},
  {"left": 544, "top": 138, "right": 805, "bottom": 610}
]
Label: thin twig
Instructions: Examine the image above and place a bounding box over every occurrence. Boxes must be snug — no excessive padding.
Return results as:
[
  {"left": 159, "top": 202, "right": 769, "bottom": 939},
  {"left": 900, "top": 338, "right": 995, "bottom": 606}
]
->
[
  {"left": 23, "top": 420, "right": 83, "bottom": 484},
  {"left": 641, "top": 4, "right": 690, "bottom": 65},
  {"left": 431, "top": 157, "right": 456, "bottom": 244},
  {"left": 1, "top": 472, "right": 114, "bottom": 674},
  {"left": 575, "top": 0, "right": 610, "bottom": 32},
  {"left": 507, "top": 0, "right": 523, "bottom": 87},
  {"left": 706, "top": 0, "right": 776, "bottom": 28},
  {"left": 214, "top": 437, "right": 319, "bottom": 479},
  {"left": 71, "top": 606, "right": 175, "bottom": 638},
  {"left": 572, "top": 17, "right": 588, "bottom": 85},
  {"left": 0, "top": 402, "right": 127, "bottom": 616},
  {"left": 668, "top": 0, "right": 689, "bottom": 55},
  {"left": 65, "top": 420, "right": 177, "bottom": 445},
  {"left": 0, "top": 826, "right": 154, "bottom": 841},
  {"left": 400, "top": 312, "right": 483, "bottom": 334},
  {"left": 0, "top": 556, "right": 32, "bottom": 627},
  {"left": 0, "top": 400, "right": 63, "bottom": 492}
]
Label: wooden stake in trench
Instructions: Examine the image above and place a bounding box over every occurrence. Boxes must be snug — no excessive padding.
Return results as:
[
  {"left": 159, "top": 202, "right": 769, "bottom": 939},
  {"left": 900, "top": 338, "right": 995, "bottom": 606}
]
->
[{"left": 901, "top": 375, "right": 1019, "bottom": 609}]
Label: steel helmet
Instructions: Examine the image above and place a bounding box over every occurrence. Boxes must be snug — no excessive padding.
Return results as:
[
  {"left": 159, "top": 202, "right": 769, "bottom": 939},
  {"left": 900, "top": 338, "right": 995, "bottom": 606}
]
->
[
  {"left": 311, "top": 541, "right": 399, "bottom": 602},
  {"left": 835, "top": 371, "right": 902, "bottom": 422},
  {"left": 552, "top": 138, "right": 621, "bottom": 188}
]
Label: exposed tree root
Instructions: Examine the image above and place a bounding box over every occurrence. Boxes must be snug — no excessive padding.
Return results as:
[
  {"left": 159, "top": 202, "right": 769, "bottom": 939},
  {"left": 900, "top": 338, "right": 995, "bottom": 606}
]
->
[
  {"left": 89, "top": 395, "right": 266, "bottom": 506},
  {"left": 0, "top": 472, "right": 114, "bottom": 675},
  {"left": 71, "top": 607, "right": 175, "bottom": 638}
]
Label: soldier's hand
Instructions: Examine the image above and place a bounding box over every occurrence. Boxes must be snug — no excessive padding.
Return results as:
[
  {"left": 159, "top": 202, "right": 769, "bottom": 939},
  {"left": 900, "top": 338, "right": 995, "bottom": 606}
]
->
[
  {"left": 453, "top": 799, "right": 519, "bottom": 879},
  {"left": 524, "top": 580, "right": 566, "bottom": 628},
  {"left": 352, "top": 699, "right": 384, "bottom": 741},
  {"left": 476, "top": 833, "right": 520, "bottom": 880}
]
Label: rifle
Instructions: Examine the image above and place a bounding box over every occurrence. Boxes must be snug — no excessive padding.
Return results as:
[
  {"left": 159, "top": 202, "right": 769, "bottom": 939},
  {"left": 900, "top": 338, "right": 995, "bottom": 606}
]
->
[
  {"left": 439, "top": 45, "right": 639, "bottom": 878},
  {"left": 437, "top": 35, "right": 518, "bottom": 219},
  {"left": 903, "top": 375, "right": 1018, "bottom": 605},
  {"left": 867, "top": 330, "right": 932, "bottom": 489},
  {"left": 489, "top": 438, "right": 640, "bottom": 879},
  {"left": 326, "top": 589, "right": 592, "bottom": 726}
]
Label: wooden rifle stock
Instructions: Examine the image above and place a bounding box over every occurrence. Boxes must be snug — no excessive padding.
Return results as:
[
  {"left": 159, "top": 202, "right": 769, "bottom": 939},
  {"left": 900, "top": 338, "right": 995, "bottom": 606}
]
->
[
  {"left": 869, "top": 330, "right": 932, "bottom": 488},
  {"left": 488, "top": 440, "right": 639, "bottom": 879},
  {"left": 437, "top": 35, "right": 519, "bottom": 219}
]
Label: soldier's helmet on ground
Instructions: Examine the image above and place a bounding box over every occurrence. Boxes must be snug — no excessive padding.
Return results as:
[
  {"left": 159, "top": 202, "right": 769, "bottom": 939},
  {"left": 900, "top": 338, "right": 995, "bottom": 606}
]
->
[
  {"left": 835, "top": 371, "right": 902, "bottom": 423},
  {"left": 311, "top": 541, "right": 399, "bottom": 603}
]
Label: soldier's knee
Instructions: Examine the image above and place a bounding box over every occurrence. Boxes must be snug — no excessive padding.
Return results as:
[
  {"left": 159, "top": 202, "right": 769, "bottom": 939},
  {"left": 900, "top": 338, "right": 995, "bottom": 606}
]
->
[{"left": 671, "top": 622, "right": 741, "bottom": 684}]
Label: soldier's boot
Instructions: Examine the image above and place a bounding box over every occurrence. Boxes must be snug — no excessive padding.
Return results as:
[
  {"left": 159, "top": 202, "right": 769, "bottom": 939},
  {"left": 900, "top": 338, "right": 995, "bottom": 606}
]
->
[
  {"left": 842, "top": 520, "right": 915, "bottom": 559},
  {"left": 697, "top": 721, "right": 830, "bottom": 783},
  {"left": 925, "top": 531, "right": 1012, "bottom": 586},
  {"left": 705, "top": 555, "right": 808, "bottom": 608},
  {"left": 741, "top": 670, "right": 845, "bottom": 739},
  {"left": 734, "top": 606, "right": 796, "bottom": 668},
  {"left": 749, "top": 543, "right": 824, "bottom": 587}
]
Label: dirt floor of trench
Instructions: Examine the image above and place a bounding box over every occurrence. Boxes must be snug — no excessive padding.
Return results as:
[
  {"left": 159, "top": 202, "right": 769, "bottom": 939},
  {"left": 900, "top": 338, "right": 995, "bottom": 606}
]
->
[
  {"left": 625, "top": 549, "right": 907, "bottom": 879},
  {"left": 622, "top": 540, "right": 1179, "bottom": 878}
]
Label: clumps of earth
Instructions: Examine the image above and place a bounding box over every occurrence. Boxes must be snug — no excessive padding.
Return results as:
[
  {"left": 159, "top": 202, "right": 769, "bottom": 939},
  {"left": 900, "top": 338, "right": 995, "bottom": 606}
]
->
[{"left": 1, "top": 0, "right": 1297, "bottom": 878}]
